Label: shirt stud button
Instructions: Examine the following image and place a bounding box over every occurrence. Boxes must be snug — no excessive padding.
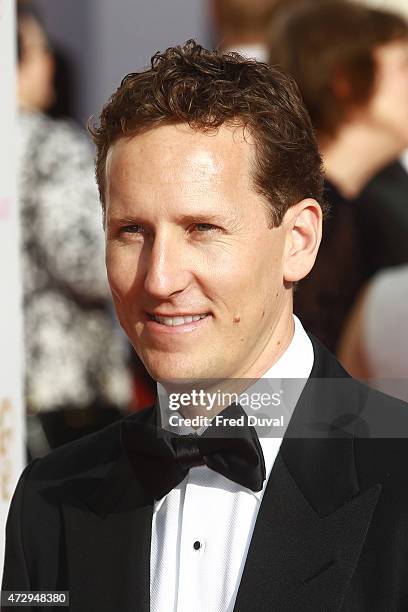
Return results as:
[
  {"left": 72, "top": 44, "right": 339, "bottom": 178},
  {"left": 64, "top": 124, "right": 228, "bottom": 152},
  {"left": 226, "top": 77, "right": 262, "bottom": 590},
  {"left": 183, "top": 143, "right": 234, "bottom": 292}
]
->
[{"left": 193, "top": 540, "right": 202, "bottom": 550}]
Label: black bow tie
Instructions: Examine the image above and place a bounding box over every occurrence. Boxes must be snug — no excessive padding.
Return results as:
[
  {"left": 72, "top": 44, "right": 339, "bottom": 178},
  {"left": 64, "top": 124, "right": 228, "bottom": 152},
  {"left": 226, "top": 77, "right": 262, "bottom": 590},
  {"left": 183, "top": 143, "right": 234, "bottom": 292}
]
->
[{"left": 121, "top": 402, "right": 266, "bottom": 500}]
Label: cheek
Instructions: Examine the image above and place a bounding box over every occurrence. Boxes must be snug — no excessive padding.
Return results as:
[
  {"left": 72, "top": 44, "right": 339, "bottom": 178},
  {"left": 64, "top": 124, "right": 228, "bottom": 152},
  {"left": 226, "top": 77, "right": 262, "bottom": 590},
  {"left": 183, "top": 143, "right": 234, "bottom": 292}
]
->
[
  {"left": 244, "top": 249, "right": 284, "bottom": 321},
  {"left": 106, "top": 247, "right": 140, "bottom": 298},
  {"left": 211, "top": 242, "right": 282, "bottom": 317}
]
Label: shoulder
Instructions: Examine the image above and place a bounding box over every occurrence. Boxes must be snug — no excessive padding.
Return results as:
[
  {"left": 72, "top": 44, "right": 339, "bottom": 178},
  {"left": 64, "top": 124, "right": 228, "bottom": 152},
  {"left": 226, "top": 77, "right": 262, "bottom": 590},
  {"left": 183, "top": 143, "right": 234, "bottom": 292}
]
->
[
  {"left": 2, "top": 418, "right": 123, "bottom": 570},
  {"left": 342, "top": 377, "right": 408, "bottom": 494},
  {"left": 25, "top": 417, "right": 123, "bottom": 486},
  {"left": 6, "top": 417, "right": 127, "bottom": 540},
  {"left": 24, "top": 405, "right": 156, "bottom": 484},
  {"left": 18, "top": 111, "right": 94, "bottom": 173},
  {"left": 311, "top": 334, "right": 408, "bottom": 472},
  {"left": 19, "top": 111, "right": 87, "bottom": 145}
]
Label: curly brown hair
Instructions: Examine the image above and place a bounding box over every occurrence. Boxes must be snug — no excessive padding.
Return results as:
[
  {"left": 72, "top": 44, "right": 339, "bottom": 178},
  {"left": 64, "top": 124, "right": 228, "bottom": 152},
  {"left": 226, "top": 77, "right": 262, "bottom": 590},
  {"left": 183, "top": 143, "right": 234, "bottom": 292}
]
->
[{"left": 89, "top": 40, "right": 325, "bottom": 226}]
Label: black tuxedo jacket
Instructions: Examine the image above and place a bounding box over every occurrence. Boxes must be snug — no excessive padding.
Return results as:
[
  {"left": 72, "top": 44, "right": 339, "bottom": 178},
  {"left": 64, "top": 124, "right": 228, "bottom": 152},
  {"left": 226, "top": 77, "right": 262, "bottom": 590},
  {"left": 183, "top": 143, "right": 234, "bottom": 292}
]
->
[{"left": 3, "top": 336, "right": 408, "bottom": 611}]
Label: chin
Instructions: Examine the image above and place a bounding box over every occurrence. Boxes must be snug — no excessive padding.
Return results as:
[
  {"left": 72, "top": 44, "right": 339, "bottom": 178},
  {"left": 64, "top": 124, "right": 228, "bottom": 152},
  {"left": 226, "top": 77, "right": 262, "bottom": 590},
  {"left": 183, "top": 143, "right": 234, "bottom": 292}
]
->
[{"left": 144, "top": 355, "right": 212, "bottom": 385}]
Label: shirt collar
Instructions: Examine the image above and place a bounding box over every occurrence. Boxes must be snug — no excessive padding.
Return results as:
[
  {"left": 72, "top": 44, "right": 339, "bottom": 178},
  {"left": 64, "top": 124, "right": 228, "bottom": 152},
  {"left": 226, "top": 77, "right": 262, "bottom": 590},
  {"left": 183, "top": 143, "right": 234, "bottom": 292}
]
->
[{"left": 261, "top": 314, "right": 314, "bottom": 380}]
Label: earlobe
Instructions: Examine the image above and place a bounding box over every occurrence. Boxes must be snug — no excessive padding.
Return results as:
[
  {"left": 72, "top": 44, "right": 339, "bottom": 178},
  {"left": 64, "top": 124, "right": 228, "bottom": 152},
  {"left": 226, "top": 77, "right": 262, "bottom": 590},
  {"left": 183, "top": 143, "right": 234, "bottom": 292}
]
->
[{"left": 283, "top": 199, "right": 322, "bottom": 283}]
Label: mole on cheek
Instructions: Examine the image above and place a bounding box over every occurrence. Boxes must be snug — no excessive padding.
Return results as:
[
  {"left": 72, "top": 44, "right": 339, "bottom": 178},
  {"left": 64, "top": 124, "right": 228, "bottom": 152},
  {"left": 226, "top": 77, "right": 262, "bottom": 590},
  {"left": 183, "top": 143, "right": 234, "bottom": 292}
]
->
[{"left": 233, "top": 315, "right": 241, "bottom": 323}]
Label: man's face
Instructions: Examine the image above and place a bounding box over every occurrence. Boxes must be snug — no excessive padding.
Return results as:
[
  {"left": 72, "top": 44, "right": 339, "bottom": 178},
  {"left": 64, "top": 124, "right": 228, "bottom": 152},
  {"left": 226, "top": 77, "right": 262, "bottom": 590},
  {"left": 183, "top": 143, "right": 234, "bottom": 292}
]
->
[{"left": 105, "top": 123, "right": 294, "bottom": 383}]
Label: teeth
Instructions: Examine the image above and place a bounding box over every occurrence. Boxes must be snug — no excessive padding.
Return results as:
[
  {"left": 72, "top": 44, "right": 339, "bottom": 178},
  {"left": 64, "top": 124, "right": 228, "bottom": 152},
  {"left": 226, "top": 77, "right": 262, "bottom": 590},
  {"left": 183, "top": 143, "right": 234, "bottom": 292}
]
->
[{"left": 152, "top": 314, "right": 208, "bottom": 326}]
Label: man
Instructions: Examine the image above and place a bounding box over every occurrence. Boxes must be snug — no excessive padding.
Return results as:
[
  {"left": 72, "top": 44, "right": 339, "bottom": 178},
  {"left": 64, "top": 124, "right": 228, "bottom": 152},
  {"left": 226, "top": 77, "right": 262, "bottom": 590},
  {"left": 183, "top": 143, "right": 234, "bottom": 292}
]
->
[{"left": 2, "top": 40, "right": 408, "bottom": 611}]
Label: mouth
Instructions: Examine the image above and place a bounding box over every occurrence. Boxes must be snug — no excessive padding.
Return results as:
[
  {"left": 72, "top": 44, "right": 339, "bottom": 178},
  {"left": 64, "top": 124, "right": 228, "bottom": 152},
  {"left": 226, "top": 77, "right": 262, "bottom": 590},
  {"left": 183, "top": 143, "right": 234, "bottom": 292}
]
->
[{"left": 146, "top": 312, "right": 210, "bottom": 327}]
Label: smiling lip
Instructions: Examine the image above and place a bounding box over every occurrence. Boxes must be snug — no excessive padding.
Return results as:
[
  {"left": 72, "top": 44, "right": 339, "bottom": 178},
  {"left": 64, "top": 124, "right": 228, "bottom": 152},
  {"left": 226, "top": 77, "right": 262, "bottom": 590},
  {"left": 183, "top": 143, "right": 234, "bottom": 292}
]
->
[{"left": 145, "top": 312, "right": 211, "bottom": 334}]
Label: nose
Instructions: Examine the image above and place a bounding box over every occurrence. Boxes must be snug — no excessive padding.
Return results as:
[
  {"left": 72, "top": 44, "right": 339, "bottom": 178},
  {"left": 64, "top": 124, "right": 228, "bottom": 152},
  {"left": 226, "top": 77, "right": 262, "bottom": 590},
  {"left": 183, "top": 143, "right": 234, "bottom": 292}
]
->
[{"left": 143, "top": 232, "right": 190, "bottom": 300}]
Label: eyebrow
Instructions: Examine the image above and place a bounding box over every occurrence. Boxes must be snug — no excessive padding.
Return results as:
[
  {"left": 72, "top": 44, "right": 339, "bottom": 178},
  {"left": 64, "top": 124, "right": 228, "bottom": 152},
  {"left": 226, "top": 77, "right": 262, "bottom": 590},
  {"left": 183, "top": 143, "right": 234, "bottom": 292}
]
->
[
  {"left": 107, "top": 215, "right": 144, "bottom": 227},
  {"left": 176, "top": 212, "right": 232, "bottom": 225},
  {"left": 107, "top": 212, "right": 233, "bottom": 227}
]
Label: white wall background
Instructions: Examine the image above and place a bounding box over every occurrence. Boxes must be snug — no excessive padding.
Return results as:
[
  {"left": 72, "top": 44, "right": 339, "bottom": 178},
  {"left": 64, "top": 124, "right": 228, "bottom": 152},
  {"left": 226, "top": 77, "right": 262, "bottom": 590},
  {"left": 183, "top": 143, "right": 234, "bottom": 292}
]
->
[{"left": 0, "top": 0, "right": 25, "bottom": 582}]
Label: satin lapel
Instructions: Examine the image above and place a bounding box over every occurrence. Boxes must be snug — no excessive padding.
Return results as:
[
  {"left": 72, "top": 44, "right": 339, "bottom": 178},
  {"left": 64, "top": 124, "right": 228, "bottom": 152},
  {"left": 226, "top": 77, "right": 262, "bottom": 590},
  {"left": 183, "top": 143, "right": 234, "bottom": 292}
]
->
[
  {"left": 233, "top": 453, "right": 380, "bottom": 612},
  {"left": 234, "top": 336, "right": 382, "bottom": 611},
  {"left": 61, "top": 449, "right": 154, "bottom": 612}
]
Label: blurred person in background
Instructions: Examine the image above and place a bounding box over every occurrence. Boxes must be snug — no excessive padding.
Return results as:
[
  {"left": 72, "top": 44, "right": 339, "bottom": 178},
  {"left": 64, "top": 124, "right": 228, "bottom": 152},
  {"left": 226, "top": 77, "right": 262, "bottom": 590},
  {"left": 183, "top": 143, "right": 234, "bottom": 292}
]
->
[
  {"left": 354, "top": 155, "right": 408, "bottom": 276},
  {"left": 210, "top": 0, "right": 278, "bottom": 60},
  {"left": 268, "top": 0, "right": 408, "bottom": 353},
  {"left": 338, "top": 264, "right": 408, "bottom": 401},
  {"left": 17, "top": 2, "right": 131, "bottom": 454}
]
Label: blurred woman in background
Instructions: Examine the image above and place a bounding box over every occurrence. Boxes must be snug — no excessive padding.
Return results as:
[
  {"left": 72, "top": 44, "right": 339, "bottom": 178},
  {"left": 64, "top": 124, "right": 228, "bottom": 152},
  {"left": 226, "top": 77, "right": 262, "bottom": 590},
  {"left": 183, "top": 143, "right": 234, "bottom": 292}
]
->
[
  {"left": 17, "top": 2, "right": 131, "bottom": 455},
  {"left": 268, "top": 0, "right": 408, "bottom": 353}
]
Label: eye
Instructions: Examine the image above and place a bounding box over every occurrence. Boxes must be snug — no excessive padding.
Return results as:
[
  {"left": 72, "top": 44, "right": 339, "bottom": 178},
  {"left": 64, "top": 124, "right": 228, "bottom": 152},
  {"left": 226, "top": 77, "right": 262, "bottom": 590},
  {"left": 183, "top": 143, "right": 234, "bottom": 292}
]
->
[
  {"left": 193, "top": 223, "right": 219, "bottom": 233},
  {"left": 120, "top": 225, "right": 146, "bottom": 235},
  {"left": 114, "top": 224, "right": 149, "bottom": 242}
]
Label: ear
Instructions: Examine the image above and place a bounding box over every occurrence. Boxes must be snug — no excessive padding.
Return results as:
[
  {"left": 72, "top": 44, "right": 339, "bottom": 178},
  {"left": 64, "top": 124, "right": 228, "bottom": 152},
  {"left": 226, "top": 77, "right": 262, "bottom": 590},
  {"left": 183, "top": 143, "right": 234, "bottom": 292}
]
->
[{"left": 282, "top": 198, "right": 322, "bottom": 283}]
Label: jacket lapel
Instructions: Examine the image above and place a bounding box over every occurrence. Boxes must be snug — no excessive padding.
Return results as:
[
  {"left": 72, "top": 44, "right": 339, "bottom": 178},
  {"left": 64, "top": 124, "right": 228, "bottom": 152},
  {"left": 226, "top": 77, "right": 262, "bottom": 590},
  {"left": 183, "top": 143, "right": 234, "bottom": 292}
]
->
[
  {"left": 234, "top": 336, "right": 382, "bottom": 611},
  {"left": 233, "top": 452, "right": 380, "bottom": 611},
  {"left": 61, "top": 448, "right": 154, "bottom": 612}
]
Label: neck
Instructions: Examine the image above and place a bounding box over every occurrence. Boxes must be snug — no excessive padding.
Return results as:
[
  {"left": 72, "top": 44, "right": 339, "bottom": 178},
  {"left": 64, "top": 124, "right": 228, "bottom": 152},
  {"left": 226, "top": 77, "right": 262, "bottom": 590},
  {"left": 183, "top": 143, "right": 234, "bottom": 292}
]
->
[
  {"left": 239, "top": 301, "right": 295, "bottom": 381},
  {"left": 321, "top": 122, "right": 404, "bottom": 198}
]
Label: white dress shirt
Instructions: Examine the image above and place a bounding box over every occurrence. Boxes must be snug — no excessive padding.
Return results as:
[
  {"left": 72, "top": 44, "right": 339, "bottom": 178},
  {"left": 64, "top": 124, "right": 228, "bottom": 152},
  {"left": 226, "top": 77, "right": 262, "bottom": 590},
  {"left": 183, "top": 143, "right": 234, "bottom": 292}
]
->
[{"left": 150, "top": 315, "right": 314, "bottom": 612}]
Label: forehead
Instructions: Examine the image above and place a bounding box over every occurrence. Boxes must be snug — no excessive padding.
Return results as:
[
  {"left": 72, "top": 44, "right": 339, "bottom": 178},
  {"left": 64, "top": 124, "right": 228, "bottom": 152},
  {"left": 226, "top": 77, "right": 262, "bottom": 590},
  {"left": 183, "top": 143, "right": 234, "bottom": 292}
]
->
[{"left": 105, "top": 123, "right": 256, "bottom": 200}]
